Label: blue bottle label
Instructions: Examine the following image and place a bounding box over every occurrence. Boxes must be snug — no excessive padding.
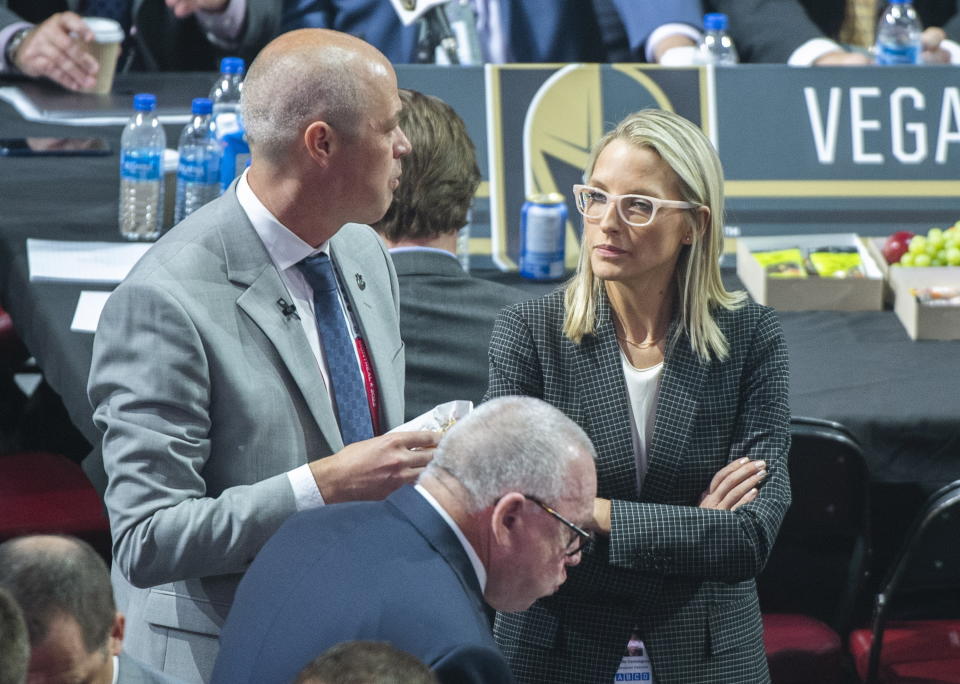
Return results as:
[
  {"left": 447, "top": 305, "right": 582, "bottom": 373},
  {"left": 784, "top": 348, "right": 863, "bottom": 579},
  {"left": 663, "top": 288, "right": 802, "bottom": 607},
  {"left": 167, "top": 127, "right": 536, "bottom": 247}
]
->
[
  {"left": 121, "top": 149, "right": 162, "bottom": 181},
  {"left": 177, "top": 155, "right": 220, "bottom": 184},
  {"left": 876, "top": 43, "right": 920, "bottom": 65}
]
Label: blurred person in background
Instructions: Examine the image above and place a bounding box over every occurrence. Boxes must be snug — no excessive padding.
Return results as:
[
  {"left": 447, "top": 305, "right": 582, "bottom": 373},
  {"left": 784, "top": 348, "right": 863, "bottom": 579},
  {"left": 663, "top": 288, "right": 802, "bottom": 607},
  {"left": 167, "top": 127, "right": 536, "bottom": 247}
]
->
[
  {"left": 293, "top": 641, "right": 437, "bottom": 684},
  {"left": 0, "top": 586, "right": 29, "bottom": 684},
  {"left": 0, "top": 0, "right": 277, "bottom": 91},
  {"left": 0, "top": 535, "right": 183, "bottom": 684},
  {"left": 371, "top": 87, "right": 524, "bottom": 421},
  {"left": 706, "top": 0, "right": 960, "bottom": 65}
]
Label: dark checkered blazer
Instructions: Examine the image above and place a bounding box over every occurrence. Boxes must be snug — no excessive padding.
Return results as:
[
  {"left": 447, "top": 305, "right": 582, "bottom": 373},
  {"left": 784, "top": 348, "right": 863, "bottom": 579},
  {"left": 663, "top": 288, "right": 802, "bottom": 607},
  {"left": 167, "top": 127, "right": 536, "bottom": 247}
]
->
[{"left": 485, "top": 287, "right": 791, "bottom": 684}]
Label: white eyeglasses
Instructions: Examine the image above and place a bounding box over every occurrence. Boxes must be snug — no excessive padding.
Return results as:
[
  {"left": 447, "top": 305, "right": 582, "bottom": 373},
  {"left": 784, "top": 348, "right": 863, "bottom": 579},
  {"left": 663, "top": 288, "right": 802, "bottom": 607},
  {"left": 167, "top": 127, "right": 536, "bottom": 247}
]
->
[{"left": 572, "top": 184, "right": 699, "bottom": 227}]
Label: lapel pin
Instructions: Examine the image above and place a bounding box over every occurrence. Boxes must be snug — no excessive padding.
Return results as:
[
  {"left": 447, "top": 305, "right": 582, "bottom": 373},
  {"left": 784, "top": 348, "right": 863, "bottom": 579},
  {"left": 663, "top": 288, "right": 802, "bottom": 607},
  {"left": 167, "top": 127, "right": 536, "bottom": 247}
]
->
[{"left": 355, "top": 273, "right": 366, "bottom": 290}]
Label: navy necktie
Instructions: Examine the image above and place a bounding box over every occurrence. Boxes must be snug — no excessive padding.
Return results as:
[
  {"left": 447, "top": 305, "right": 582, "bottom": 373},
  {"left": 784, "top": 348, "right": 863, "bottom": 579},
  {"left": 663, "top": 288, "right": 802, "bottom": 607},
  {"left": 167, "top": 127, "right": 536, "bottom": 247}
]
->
[
  {"left": 297, "top": 253, "right": 373, "bottom": 445},
  {"left": 84, "top": 0, "right": 132, "bottom": 33}
]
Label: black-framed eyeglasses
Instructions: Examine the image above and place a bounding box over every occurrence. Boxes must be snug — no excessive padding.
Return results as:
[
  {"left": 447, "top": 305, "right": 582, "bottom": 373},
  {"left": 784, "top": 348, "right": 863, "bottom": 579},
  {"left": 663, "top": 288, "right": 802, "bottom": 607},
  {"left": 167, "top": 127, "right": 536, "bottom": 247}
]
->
[{"left": 524, "top": 495, "right": 593, "bottom": 557}]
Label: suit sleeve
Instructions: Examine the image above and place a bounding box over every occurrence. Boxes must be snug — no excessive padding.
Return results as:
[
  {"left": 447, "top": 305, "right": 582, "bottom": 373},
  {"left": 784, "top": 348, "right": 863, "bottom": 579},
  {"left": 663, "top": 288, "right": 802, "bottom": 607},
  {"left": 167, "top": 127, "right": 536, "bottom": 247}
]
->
[
  {"left": 484, "top": 306, "right": 544, "bottom": 402},
  {"left": 281, "top": 0, "right": 334, "bottom": 32},
  {"left": 611, "top": 0, "right": 701, "bottom": 54},
  {"left": 944, "top": 2, "right": 960, "bottom": 43},
  {"left": 432, "top": 644, "right": 517, "bottom": 684},
  {"left": 607, "top": 308, "right": 791, "bottom": 581},
  {"left": 89, "top": 279, "right": 298, "bottom": 588},
  {"left": 707, "top": 0, "right": 827, "bottom": 62}
]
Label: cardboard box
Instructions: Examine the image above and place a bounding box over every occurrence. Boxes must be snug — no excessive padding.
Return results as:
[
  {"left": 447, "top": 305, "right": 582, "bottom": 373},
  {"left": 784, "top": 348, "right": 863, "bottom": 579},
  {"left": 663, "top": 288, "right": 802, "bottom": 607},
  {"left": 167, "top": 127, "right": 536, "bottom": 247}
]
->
[
  {"left": 890, "top": 266, "right": 960, "bottom": 340},
  {"left": 737, "top": 234, "right": 884, "bottom": 311}
]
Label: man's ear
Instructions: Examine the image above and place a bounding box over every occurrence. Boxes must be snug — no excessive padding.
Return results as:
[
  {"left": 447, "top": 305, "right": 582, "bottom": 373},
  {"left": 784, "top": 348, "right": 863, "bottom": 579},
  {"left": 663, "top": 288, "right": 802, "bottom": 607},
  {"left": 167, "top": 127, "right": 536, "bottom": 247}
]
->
[
  {"left": 490, "top": 492, "right": 526, "bottom": 548},
  {"left": 108, "top": 612, "right": 125, "bottom": 656},
  {"left": 303, "top": 120, "right": 335, "bottom": 167}
]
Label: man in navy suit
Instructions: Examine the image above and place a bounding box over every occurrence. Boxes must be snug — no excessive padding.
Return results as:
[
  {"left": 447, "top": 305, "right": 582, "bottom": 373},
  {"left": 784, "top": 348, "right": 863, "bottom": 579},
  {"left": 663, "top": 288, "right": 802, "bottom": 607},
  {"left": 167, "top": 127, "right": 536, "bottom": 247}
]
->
[
  {"left": 281, "top": 0, "right": 703, "bottom": 63},
  {"left": 211, "top": 396, "right": 598, "bottom": 684}
]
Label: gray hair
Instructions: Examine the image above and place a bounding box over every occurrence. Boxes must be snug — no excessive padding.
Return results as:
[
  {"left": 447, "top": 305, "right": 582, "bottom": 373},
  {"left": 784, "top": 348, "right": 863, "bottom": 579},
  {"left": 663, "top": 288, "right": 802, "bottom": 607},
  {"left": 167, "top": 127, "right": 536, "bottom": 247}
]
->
[
  {"left": 425, "top": 396, "right": 596, "bottom": 512},
  {"left": 0, "top": 536, "right": 115, "bottom": 654},
  {"left": 241, "top": 42, "right": 366, "bottom": 161}
]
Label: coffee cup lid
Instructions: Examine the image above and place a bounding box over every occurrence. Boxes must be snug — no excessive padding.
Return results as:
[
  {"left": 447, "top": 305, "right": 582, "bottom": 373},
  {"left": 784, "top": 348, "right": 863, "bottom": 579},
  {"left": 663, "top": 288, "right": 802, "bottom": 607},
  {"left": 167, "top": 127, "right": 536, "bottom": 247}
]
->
[{"left": 83, "top": 17, "right": 124, "bottom": 43}]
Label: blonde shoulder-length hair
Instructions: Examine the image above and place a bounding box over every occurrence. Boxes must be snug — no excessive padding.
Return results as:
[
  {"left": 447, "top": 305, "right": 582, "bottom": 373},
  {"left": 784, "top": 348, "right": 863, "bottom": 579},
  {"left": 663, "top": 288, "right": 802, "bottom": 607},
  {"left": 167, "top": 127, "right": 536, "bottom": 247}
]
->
[{"left": 562, "top": 108, "right": 745, "bottom": 362}]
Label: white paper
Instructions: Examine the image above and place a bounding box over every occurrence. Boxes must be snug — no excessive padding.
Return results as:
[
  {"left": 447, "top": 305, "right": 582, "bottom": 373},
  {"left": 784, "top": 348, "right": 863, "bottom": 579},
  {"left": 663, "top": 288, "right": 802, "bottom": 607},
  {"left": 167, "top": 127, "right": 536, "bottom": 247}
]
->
[
  {"left": 70, "top": 290, "right": 112, "bottom": 333},
  {"left": 27, "top": 239, "right": 151, "bottom": 283},
  {"left": 389, "top": 400, "right": 473, "bottom": 434}
]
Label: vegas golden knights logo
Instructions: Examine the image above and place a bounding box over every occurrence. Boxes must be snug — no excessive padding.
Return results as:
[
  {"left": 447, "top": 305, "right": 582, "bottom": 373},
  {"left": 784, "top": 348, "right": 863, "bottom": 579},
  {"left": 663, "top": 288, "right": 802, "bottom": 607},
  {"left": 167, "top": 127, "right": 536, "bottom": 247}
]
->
[{"left": 487, "top": 64, "right": 700, "bottom": 270}]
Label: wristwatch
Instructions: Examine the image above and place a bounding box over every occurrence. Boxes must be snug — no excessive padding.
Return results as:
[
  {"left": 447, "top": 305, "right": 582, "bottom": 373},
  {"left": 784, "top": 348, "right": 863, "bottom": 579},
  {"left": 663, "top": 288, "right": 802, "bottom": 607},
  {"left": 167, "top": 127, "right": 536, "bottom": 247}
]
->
[{"left": 4, "top": 26, "right": 33, "bottom": 72}]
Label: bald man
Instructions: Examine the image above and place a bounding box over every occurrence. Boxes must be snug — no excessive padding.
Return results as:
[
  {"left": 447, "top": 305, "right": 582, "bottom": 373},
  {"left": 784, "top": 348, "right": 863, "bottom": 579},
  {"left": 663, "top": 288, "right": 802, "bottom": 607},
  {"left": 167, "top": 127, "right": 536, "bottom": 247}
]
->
[{"left": 88, "top": 28, "right": 439, "bottom": 682}]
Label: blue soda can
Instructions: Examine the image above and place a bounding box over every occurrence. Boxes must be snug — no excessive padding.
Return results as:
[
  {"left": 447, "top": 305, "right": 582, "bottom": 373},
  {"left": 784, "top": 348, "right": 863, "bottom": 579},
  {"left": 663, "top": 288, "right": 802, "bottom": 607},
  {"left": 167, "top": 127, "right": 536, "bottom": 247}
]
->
[{"left": 519, "top": 192, "right": 567, "bottom": 280}]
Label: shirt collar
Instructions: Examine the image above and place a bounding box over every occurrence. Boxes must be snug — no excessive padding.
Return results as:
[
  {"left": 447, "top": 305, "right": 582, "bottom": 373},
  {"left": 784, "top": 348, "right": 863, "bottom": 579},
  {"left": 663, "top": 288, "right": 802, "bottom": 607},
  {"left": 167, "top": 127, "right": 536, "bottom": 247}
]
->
[
  {"left": 236, "top": 169, "right": 329, "bottom": 271},
  {"left": 414, "top": 484, "right": 486, "bottom": 592}
]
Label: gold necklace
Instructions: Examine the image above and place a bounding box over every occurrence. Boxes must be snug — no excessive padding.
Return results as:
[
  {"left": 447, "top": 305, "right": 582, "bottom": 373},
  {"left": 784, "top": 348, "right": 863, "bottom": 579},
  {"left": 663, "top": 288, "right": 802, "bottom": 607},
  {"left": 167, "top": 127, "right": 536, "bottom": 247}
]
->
[{"left": 616, "top": 333, "right": 663, "bottom": 350}]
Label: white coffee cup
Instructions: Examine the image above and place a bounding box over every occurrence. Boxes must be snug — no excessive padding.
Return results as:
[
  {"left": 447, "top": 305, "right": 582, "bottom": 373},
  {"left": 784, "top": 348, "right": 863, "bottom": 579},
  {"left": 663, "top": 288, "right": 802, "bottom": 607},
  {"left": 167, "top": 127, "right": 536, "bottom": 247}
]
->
[{"left": 80, "top": 17, "right": 124, "bottom": 95}]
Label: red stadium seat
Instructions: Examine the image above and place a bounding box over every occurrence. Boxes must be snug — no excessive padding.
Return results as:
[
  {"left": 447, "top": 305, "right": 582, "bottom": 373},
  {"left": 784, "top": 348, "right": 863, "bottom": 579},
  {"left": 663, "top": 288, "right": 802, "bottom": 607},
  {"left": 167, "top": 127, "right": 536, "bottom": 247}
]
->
[
  {"left": 760, "top": 417, "right": 872, "bottom": 684},
  {"left": 848, "top": 481, "right": 960, "bottom": 684},
  {"left": 0, "top": 451, "right": 110, "bottom": 557}
]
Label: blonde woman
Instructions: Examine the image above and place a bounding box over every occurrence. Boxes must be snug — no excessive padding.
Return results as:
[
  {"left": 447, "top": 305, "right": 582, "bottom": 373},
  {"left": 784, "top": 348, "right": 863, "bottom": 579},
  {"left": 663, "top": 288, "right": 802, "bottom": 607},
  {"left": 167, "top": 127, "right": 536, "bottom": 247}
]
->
[{"left": 485, "top": 109, "right": 791, "bottom": 683}]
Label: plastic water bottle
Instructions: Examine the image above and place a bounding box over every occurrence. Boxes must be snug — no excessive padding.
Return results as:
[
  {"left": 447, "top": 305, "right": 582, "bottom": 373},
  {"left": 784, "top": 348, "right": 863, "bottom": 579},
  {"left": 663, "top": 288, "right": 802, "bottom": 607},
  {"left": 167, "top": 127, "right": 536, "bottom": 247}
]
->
[
  {"left": 119, "top": 93, "right": 166, "bottom": 241},
  {"left": 174, "top": 98, "right": 221, "bottom": 224},
  {"left": 697, "top": 13, "right": 739, "bottom": 65},
  {"left": 875, "top": 0, "right": 922, "bottom": 65},
  {"left": 209, "top": 57, "right": 248, "bottom": 192},
  {"left": 209, "top": 56, "right": 243, "bottom": 121}
]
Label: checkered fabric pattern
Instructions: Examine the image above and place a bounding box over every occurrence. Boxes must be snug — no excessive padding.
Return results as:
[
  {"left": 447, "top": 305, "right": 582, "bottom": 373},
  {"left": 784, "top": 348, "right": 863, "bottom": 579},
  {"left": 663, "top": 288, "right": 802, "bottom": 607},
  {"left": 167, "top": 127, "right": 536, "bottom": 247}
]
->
[
  {"left": 485, "top": 288, "right": 792, "bottom": 683},
  {"left": 298, "top": 254, "right": 373, "bottom": 445}
]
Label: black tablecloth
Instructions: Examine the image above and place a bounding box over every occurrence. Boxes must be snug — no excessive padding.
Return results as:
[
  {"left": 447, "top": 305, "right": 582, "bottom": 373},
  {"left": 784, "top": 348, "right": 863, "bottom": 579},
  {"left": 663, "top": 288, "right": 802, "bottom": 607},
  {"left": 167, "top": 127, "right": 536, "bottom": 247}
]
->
[{"left": 1, "top": 78, "right": 958, "bottom": 487}]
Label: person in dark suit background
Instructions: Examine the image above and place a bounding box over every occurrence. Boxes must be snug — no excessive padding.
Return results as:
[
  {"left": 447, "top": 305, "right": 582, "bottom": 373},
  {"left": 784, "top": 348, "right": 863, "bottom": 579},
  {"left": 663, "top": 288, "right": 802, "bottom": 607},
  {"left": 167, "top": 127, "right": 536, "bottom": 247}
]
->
[
  {"left": 0, "top": 535, "right": 185, "bottom": 684},
  {"left": 706, "top": 0, "right": 960, "bottom": 65},
  {"left": 281, "top": 0, "right": 703, "bottom": 64},
  {"left": 211, "top": 396, "right": 598, "bottom": 684},
  {"left": 371, "top": 88, "right": 525, "bottom": 421},
  {"left": 0, "top": 587, "right": 28, "bottom": 684},
  {"left": 87, "top": 28, "right": 439, "bottom": 681},
  {"left": 293, "top": 641, "right": 437, "bottom": 684},
  {"left": 0, "top": 0, "right": 277, "bottom": 91},
  {"left": 485, "top": 109, "right": 791, "bottom": 682}
]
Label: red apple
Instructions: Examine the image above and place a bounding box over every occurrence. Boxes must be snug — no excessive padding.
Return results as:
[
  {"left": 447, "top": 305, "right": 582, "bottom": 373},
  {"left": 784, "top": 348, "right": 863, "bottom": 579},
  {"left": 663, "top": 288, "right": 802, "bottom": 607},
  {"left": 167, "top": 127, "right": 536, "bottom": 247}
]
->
[{"left": 882, "top": 230, "right": 915, "bottom": 264}]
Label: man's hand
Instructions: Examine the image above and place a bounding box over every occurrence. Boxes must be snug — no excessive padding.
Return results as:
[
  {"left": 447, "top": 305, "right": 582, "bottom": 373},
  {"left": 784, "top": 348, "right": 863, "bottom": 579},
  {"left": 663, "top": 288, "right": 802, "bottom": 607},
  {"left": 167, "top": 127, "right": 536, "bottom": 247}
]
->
[
  {"left": 698, "top": 458, "right": 767, "bottom": 511},
  {"left": 654, "top": 34, "right": 697, "bottom": 63},
  {"left": 921, "top": 27, "right": 951, "bottom": 64},
  {"left": 814, "top": 49, "right": 872, "bottom": 66},
  {"left": 165, "top": 0, "right": 230, "bottom": 19},
  {"left": 309, "top": 430, "right": 440, "bottom": 504},
  {"left": 12, "top": 12, "right": 98, "bottom": 92}
]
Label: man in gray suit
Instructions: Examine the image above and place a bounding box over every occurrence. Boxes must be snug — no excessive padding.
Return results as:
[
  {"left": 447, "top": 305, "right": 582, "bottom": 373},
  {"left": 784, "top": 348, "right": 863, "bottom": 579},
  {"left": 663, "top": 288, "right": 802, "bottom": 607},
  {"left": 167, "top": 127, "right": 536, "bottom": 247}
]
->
[
  {"left": 372, "top": 88, "right": 524, "bottom": 421},
  {"left": 0, "top": 535, "right": 184, "bottom": 684},
  {"left": 87, "top": 28, "right": 439, "bottom": 682}
]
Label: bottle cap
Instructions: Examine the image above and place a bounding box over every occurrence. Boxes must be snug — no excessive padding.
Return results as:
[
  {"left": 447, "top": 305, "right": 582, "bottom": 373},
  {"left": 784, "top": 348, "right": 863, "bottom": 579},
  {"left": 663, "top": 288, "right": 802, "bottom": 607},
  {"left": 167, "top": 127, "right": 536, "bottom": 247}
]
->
[
  {"left": 133, "top": 93, "right": 157, "bottom": 112},
  {"left": 191, "top": 97, "right": 213, "bottom": 115},
  {"left": 220, "top": 57, "right": 245, "bottom": 75},
  {"left": 703, "top": 13, "right": 729, "bottom": 31}
]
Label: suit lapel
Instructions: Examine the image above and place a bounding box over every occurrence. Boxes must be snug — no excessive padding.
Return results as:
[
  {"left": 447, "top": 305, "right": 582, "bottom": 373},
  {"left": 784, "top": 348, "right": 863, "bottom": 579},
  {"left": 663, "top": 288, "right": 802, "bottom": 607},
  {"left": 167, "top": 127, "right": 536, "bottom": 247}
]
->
[
  {"left": 221, "top": 195, "right": 344, "bottom": 451},
  {"left": 642, "top": 320, "right": 709, "bottom": 503},
  {"left": 572, "top": 295, "right": 640, "bottom": 502},
  {"left": 330, "top": 229, "right": 403, "bottom": 431}
]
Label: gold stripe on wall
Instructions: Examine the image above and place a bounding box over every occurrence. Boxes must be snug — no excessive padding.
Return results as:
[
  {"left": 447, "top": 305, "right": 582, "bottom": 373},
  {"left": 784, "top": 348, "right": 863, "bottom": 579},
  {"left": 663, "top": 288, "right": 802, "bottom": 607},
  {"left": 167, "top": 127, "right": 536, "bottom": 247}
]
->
[{"left": 726, "top": 180, "right": 960, "bottom": 197}]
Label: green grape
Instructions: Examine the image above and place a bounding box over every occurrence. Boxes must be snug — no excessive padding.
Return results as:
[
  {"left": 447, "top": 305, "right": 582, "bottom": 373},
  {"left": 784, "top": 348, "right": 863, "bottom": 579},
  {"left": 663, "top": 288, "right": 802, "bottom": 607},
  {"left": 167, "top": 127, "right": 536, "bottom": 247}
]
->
[
  {"left": 931, "top": 258, "right": 945, "bottom": 266},
  {"left": 900, "top": 252, "right": 916, "bottom": 267},
  {"left": 927, "top": 228, "right": 945, "bottom": 249},
  {"left": 915, "top": 253, "right": 932, "bottom": 267},
  {"left": 909, "top": 235, "right": 928, "bottom": 254},
  {"left": 947, "top": 247, "right": 960, "bottom": 266},
  {"left": 926, "top": 241, "right": 940, "bottom": 257}
]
